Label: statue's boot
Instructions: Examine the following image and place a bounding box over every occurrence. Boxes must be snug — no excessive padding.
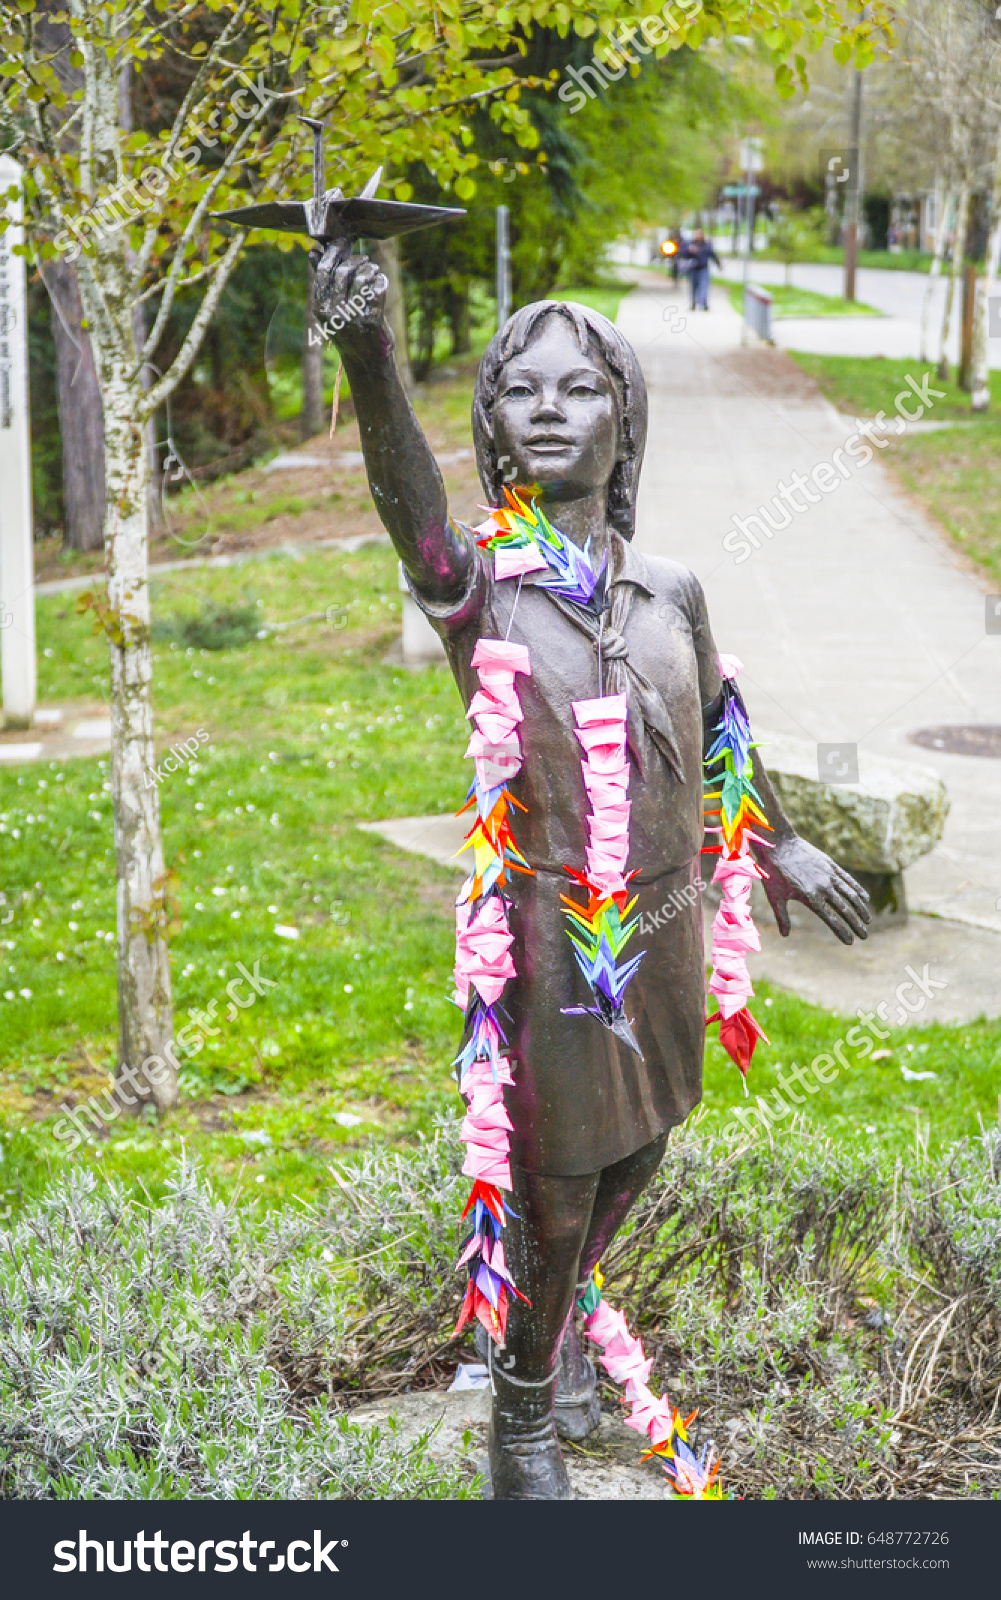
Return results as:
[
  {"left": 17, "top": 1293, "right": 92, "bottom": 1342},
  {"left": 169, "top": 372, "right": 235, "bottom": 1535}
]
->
[
  {"left": 554, "top": 1304, "right": 602, "bottom": 1442},
  {"left": 473, "top": 1317, "right": 601, "bottom": 1441},
  {"left": 487, "top": 1365, "right": 573, "bottom": 1500}
]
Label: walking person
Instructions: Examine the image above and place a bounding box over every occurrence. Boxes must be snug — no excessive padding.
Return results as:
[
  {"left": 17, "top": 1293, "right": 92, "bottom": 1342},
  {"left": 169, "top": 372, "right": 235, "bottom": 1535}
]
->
[{"left": 686, "top": 228, "right": 721, "bottom": 311}]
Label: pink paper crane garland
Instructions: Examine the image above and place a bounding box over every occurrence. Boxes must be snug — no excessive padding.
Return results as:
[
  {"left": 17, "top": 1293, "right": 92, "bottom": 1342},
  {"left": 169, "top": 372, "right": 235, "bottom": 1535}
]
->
[
  {"left": 560, "top": 693, "right": 645, "bottom": 1058},
  {"left": 577, "top": 1267, "right": 724, "bottom": 1498},
  {"left": 452, "top": 638, "right": 534, "bottom": 1346}
]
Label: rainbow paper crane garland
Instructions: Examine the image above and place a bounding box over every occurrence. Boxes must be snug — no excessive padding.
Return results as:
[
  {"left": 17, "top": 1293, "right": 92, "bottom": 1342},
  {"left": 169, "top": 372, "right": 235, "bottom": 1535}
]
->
[
  {"left": 474, "top": 485, "right": 606, "bottom": 603},
  {"left": 560, "top": 693, "right": 645, "bottom": 1058},
  {"left": 452, "top": 638, "right": 534, "bottom": 1345},
  {"left": 702, "top": 653, "right": 771, "bottom": 1088},
  {"left": 577, "top": 1267, "right": 723, "bottom": 1498}
]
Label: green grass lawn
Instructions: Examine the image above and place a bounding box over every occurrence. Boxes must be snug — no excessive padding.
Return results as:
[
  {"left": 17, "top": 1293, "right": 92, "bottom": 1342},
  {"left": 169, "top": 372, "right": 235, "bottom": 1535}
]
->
[
  {"left": 548, "top": 283, "right": 633, "bottom": 322},
  {"left": 722, "top": 280, "right": 881, "bottom": 319},
  {"left": 787, "top": 352, "right": 1001, "bottom": 585},
  {"left": 747, "top": 247, "right": 935, "bottom": 274},
  {"left": 2, "top": 537, "right": 999, "bottom": 1224}
]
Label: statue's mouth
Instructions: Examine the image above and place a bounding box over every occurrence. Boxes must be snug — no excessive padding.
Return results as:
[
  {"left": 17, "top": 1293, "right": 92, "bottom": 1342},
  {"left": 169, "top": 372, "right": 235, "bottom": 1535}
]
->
[{"left": 525, "top": 434, "right": 574, "bottom": 453}]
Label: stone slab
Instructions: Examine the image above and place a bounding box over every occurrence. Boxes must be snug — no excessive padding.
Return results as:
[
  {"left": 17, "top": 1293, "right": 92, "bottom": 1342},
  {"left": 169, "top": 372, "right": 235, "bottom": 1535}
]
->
[
  {"left": 348, "top": 1386, "right": 674, "bottom": 1500},
  {"left": 0, "top": 742, "right": 42, "bottom": 762},
  {"left": 756, "top": 728, "right": 949, "bottom": 873}
]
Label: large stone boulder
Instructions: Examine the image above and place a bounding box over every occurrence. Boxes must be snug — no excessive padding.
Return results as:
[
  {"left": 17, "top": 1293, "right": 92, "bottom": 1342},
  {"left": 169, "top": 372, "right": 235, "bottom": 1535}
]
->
[{"left": 753, "top": 730, "right": 949, "bottom": 923}]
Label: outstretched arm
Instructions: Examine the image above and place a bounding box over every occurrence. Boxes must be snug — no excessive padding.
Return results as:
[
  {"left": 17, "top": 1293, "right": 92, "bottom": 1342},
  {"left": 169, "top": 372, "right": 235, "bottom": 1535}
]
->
[
  {"left": 311, "top": 240, "right": 473, "bottom": 606},
  {"left": 702, "top": 688, "right": 870, "bottom": 946},
  {"left": 750, "top": 758, "right": 870, "bottom": 945}
]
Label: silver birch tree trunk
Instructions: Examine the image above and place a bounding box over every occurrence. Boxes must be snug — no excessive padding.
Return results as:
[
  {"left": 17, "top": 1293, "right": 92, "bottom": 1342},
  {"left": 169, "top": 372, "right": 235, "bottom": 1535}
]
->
[
  {"left": 74, "top": 35, "right": 177, "bottom": 1109},
  {"left": 920, "top": 186, "right": 953, "bottom": 365},
  {"left": 102, "top": 375, "right": 175, "bottom": 1109},
  {"left": 971, "top": 127, "right": 1001, "bottom": 412},
  {"left": 938, "top": 180, "right": 969, "bottom": 381}
]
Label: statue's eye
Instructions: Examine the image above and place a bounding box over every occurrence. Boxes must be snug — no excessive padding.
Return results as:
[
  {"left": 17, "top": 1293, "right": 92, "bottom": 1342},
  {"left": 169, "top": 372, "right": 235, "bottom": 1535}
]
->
[
  {"left": 567, "top": 383, "right": 598, "bottom": 398},
  {"left": 501, "top": 382, "right": 534, "bottom": 399}
]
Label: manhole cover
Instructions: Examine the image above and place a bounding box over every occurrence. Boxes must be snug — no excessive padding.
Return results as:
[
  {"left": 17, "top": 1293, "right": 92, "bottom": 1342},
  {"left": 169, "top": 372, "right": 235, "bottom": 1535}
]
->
[{"left": 908, "top": 725, "right": 1001, "bottom": 758}]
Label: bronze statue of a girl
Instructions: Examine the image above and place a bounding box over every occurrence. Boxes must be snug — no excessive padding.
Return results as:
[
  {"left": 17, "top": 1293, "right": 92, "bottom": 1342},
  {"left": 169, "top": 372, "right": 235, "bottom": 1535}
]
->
[{"left": 312, "top": 242, "right": 870, "bottom": 1500}]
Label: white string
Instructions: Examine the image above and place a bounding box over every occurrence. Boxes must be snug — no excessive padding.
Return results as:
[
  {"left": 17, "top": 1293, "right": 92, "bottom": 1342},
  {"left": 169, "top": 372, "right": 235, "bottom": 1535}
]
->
[{"left": 503, "top": 571, "right": 524, "bottom": 641}]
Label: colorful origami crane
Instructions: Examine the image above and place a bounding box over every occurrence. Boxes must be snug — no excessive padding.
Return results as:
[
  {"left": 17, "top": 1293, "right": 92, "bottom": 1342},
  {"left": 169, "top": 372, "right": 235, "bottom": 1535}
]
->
[
  {"left": 703, "top": 657, "right": 771, "bottom": 1088},
  {"left": 474, "top": 487, "right": 606, "bottom": 607}
]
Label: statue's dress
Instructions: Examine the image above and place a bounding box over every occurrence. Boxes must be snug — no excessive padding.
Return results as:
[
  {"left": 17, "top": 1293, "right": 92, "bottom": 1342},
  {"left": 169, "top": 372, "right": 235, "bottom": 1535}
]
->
[{"left": 411, "top": 528, "right": 723, "bottom": 1177}]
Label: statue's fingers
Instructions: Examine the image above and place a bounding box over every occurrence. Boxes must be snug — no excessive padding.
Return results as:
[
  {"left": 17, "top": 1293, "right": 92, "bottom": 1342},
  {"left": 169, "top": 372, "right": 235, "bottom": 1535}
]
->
[
  {"left": 765, "top": 882, "right": 791, "bottom": 938},
  {"left": 312, "top": 241, "right": 352, "bottom": 311},
  {"left": 833, "top": 863, "right": 870, "bottom": 906},
  {"left": 331, "top": 258, "right": 367, "bottom": 305},
  {"left": 347, "top": 261, "right": 388, "bottom": 303},
  {"left": 315, "top": 238, "right": 352, "bottom": 279},
  {"left": 812, "top": 892, "right": 855, "bottom": 945},
  {"left": 834, "top": 876, "right": 872, "bottom": 925},
  {"left": 828, "top": 885, "right": 869, "bottom": 940}
]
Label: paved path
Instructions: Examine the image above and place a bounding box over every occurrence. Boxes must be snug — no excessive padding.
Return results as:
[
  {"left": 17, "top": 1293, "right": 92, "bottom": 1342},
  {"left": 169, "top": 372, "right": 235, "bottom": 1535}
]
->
[
  {"left": 618, "top": 277, "right": 1001, "bottom": 959},
  {"left": 716, "top": 258, "right": 999, "bottom": 367}
]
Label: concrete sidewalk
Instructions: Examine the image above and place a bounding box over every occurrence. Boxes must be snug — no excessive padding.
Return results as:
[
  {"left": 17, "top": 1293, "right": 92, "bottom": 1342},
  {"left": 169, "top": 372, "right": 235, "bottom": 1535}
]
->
[
  {"left": 618, "top": 278, "right": 1001, "bottom": 954},
  {"left": 715, "top": 258, "right": 992, "bottom": 366}
]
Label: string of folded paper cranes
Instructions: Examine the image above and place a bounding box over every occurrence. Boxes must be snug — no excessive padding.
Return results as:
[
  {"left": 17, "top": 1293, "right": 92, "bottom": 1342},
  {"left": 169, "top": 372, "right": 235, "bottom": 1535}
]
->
[
  {"left": 450, "top": 487, "right": 760, "bottom": 1498},
  {"left": 702, "top": 654, "right": 772, "bottom": 1090}
]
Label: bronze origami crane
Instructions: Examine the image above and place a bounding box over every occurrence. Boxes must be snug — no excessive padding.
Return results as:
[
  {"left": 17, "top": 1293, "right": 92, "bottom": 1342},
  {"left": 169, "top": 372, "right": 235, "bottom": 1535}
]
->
[{"left": 212, "top": 117, "right": 465, "bottom": 243}]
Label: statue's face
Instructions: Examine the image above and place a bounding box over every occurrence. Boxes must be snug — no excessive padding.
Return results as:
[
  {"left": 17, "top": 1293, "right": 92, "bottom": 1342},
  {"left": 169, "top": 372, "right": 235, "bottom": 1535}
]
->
[{"left": 491, "top": 317, "right": 621, "bottom": 506}]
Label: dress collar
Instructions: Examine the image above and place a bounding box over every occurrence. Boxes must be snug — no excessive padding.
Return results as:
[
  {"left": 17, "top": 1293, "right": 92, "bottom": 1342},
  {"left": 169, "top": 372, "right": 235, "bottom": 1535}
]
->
[{"left": 609, "top": 532, "right": 655, "bottom": 596}]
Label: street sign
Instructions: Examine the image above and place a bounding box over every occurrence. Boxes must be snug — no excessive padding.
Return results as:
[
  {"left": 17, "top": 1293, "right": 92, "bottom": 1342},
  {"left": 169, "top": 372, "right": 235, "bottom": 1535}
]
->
[
  {"left": 0, "top": 154, "right": 36, "bottom": 730},
  {"left": 722, "top": 184, "right": 761, "bottom": 198},
  {"left": 739, "top": 136, "right": 764, "bottom": 174}
]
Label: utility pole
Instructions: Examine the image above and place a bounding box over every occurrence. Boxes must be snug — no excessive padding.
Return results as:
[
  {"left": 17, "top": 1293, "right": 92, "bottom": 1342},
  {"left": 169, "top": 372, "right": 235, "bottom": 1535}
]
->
[
  {"left": 496, "top": 205, "right": 512, "bottom": 330},
  {"left": 843, "top": 67, "right": 864, "bottom": 303},
  {"left": 0, "top": 153, "right": 36, "bottom": 730}
]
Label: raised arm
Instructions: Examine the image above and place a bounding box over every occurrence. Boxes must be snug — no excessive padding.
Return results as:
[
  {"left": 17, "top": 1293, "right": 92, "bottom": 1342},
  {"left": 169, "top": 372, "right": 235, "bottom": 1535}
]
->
[{"left": 311, "top": 240, "right": 473, "bottom": 606}]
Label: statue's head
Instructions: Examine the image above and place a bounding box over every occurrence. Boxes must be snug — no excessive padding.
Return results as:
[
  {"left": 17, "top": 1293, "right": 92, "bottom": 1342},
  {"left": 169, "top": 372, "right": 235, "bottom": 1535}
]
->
[{"left": 472, "top": 300, "right": 648, "bottom": 540}]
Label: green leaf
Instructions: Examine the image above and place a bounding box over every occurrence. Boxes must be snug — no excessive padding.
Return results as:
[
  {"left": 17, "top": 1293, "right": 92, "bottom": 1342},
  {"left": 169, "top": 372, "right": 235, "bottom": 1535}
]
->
[
  {"left": 832, "top": 40, "right": 852, "bottom": 65},
  {"left": 454, "top": 175, "right": 475, "bottom": 200}
]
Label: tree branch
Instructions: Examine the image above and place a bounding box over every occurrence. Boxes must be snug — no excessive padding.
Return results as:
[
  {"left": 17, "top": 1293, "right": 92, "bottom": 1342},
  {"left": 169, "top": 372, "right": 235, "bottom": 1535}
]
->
[
  {"left": 138, "top": 229, "right": 245, "bottom": 417},
  {"left": 131, "top": 103, "right": 265, "bottom": 372}
]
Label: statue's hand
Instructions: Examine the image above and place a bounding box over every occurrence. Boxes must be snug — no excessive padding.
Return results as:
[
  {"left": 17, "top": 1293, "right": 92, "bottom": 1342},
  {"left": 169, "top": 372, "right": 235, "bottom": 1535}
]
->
[
  {"left": 309, "top": 240, "right": 388, "bottom": 354},
  {"left": 758, "top": 833, "right": 870, "bottom": 945}
]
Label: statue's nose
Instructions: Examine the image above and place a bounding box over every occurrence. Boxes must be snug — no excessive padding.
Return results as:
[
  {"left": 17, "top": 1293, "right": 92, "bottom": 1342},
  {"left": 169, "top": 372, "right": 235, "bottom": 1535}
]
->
[{"left": 531, "top": 391, "right": 565, "bottom": 422}]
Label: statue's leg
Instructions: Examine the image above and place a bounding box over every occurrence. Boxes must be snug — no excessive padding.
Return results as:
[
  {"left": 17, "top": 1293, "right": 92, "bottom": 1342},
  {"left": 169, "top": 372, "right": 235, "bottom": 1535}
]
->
[
  {"left": 578, "top": 1130, "right": 669, "bottom": 1281},
  {"left": 558, "top": 1131, "right": 670, "bottom": 1435},
  {"left": 487, "top": 1162, "right": 599, "bottom": 1500}
]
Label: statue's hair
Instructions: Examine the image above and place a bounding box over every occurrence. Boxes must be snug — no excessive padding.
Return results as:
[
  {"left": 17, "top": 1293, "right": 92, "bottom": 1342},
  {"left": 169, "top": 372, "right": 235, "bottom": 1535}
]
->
[{"left": 471, "top": 300, "right": 648, "bottom": 540}]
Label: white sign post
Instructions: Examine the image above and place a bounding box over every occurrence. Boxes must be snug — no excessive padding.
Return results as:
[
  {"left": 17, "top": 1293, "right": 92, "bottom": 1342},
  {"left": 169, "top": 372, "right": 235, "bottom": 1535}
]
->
[{"left": 0, "top": 153, "right": 36, "bottom": 730}]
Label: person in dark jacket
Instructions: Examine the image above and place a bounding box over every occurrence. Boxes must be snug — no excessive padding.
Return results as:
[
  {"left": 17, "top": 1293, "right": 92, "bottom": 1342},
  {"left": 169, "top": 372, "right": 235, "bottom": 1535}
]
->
[{"left": 686, "top": 229, "right": 721, "bottom": 311}]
